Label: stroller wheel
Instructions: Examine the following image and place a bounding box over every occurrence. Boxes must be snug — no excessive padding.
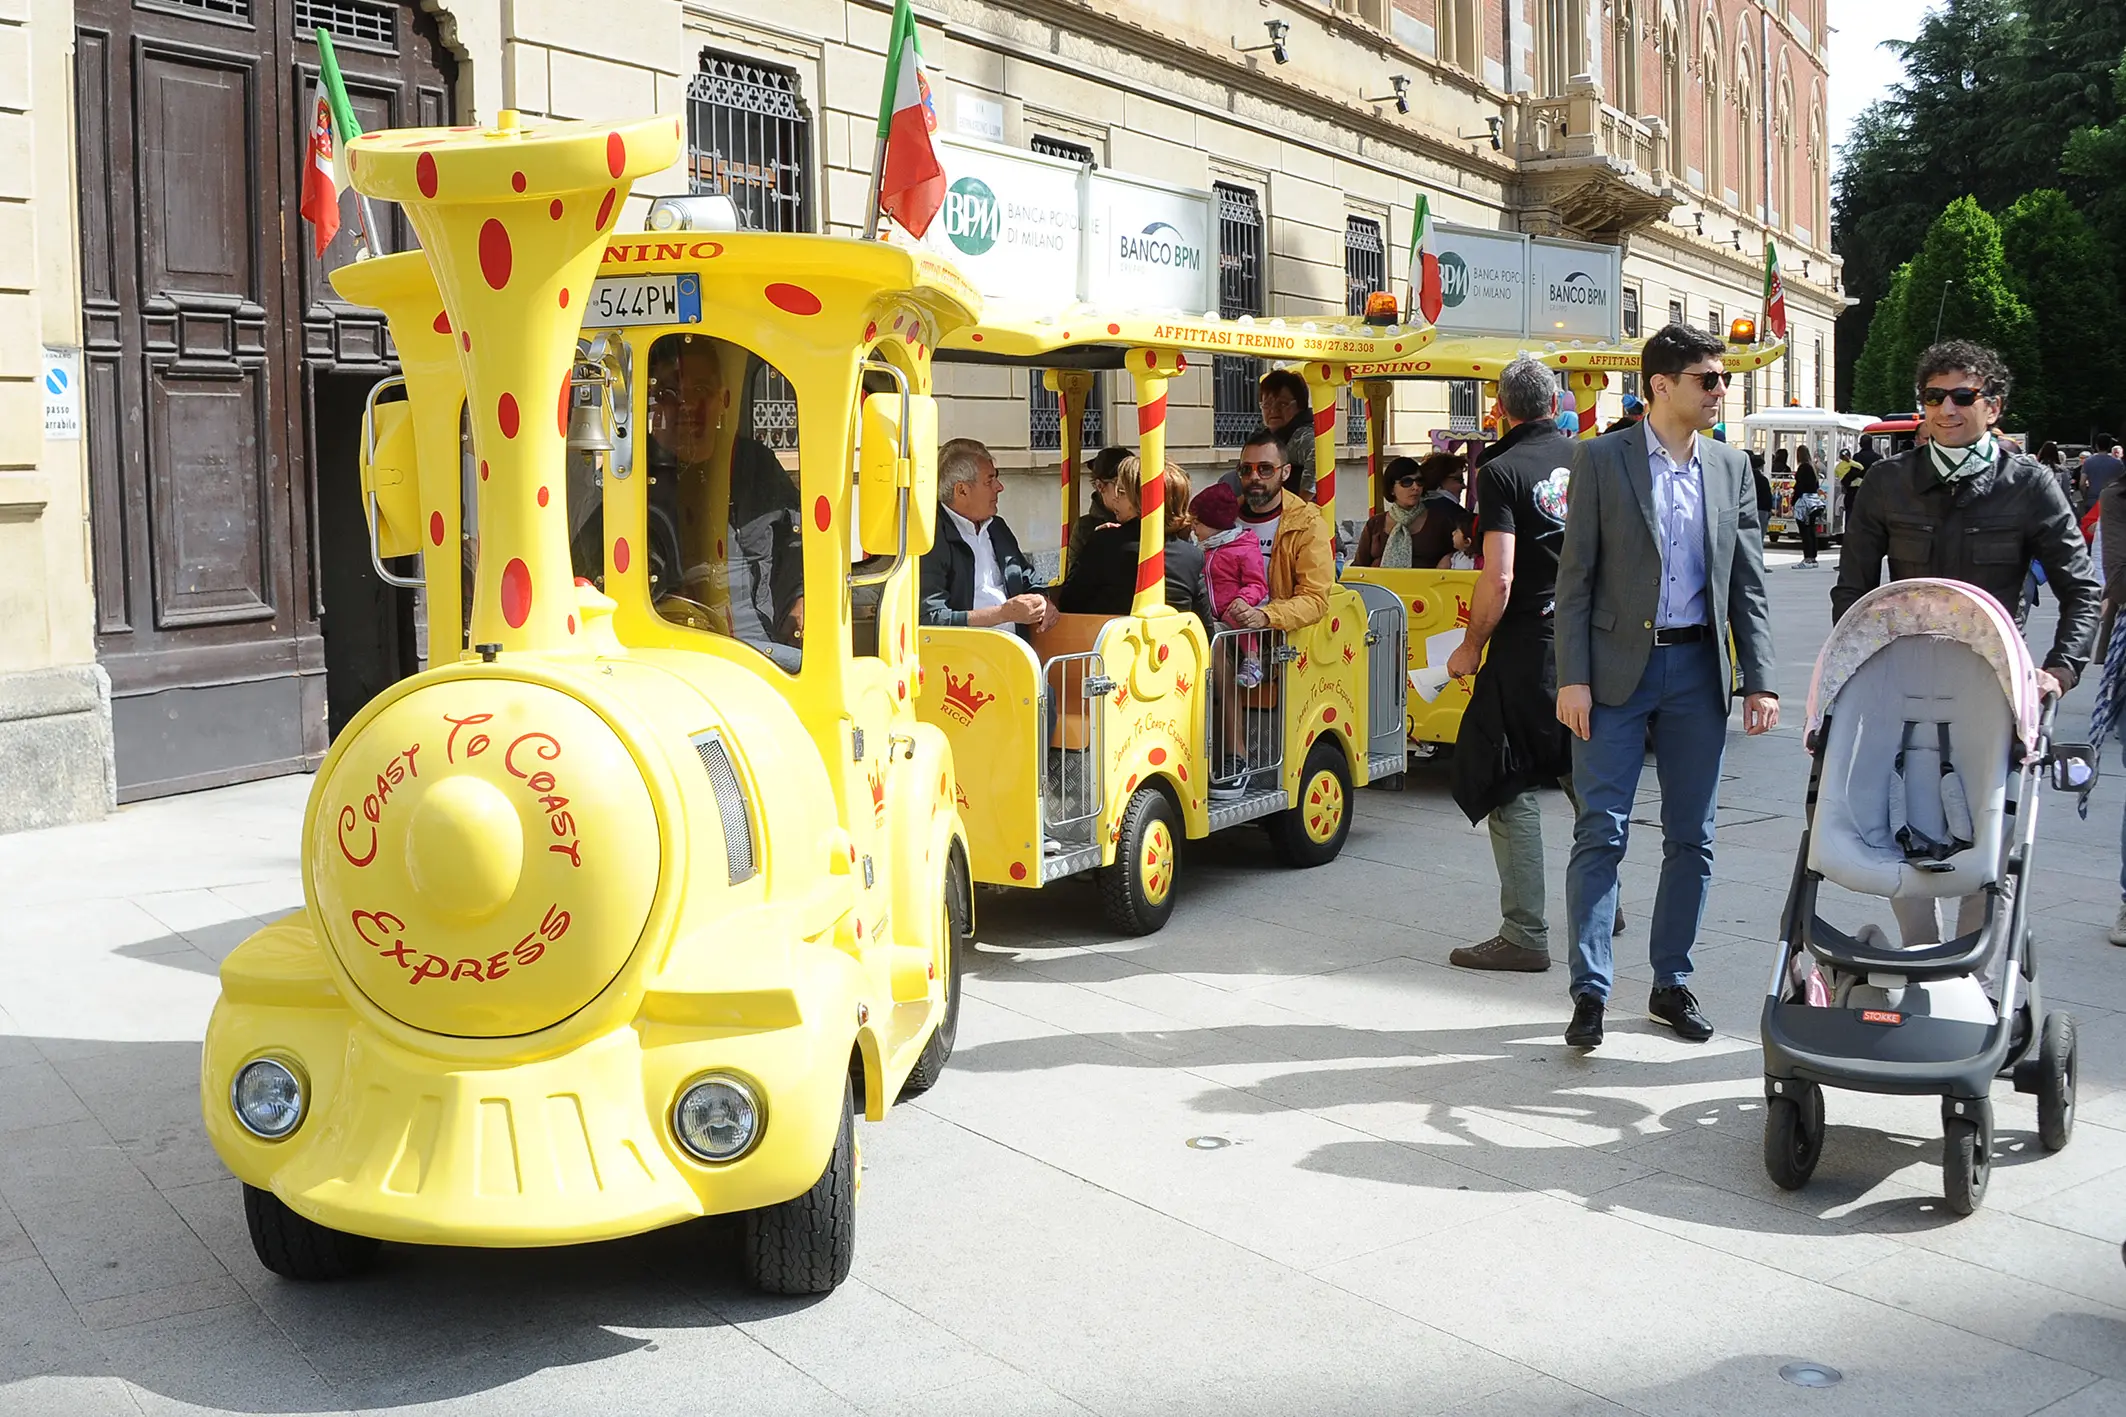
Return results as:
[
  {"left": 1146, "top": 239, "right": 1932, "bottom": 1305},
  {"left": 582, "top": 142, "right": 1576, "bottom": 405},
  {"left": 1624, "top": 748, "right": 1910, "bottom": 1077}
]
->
[
  {"left": 1763, "top": 1082, "right": 1825, "bottom": 1191},
  {"left": 2037, "top": 1012, "right": 2078, "bottom": 1152},
  {"left": 1942, "top": 1107, "right": 1993, "bottom": 1216}
]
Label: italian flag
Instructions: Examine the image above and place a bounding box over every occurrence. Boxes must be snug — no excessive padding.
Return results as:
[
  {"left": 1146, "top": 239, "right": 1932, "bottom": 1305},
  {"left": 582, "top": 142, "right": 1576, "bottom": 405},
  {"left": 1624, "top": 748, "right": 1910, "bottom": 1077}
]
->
[
  {"left": 1763, "top": 238, "right": 1789, "bottom": 341},
  {"left": 298, "top": 30, "right": 363, "bottom": 257},
  {"left": 1408, "top": 194, "right": 1443, "bottom": 325},
  {"left": 875, "top": 0, "right": 945, "bottom": 239}
]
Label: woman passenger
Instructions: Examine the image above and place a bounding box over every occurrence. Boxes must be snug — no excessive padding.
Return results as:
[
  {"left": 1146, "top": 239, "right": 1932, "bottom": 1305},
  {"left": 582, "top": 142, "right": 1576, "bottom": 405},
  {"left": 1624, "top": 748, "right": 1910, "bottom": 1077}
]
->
[{"left": 1052, "top": 459, "right": 1208, "bottom": 623}]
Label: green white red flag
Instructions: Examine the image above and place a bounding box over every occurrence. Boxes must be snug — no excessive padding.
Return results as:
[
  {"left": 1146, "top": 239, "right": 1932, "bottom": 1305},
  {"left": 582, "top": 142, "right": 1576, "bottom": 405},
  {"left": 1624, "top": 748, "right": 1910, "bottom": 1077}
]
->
[
  {"left": 875, "top": 0, "right": 944, "bottom": 238},
  {"left": 298, "top": 30, "right": 365, "bottom": 257},
  {"left": 1763, "top": 238, "right": 1789, "bottom": 341},
  {"left": 1408, "top": 194, "right": 1443, "bottom": 325}
]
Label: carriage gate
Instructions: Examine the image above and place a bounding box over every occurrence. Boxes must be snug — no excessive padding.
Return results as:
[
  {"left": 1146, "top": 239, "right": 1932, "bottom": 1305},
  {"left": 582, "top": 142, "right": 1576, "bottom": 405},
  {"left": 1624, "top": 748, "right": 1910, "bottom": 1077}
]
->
[{"left": 74, "top": 0, "right": 455, "bottom": 799}]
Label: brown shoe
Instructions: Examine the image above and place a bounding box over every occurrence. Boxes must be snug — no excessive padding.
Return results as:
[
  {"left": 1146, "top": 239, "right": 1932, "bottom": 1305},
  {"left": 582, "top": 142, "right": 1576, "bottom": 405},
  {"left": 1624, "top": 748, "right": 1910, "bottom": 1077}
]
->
[{"left": 1450, "top": 936, "right": 1552, "bottom": 972}]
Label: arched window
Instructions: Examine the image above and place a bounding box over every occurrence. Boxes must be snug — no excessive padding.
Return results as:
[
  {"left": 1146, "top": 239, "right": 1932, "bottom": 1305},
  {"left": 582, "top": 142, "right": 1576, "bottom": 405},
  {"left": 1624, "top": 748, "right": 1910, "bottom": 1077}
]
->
[
  {"left": 1702, "top": 40, "right": 1723, "bottom": 195},
  {"left": 1810, "top": 98, "right": 1828, "bottom": 243},
  {"left": 1776, "top": 77, "right": 1795, "bottom": 232},
  {"left": 1661, "top": 5, "right": 1685, "bottom": 140},
  {"left": 1612, "top": 0, "right": 1641, "bottom": 114},
  {"left": 1439, "top": 0, "right": 1478, "bottom": 74},
  {"left": 1536, "top": 0, "right": 1586, "bottom": 97},
  {"left": 1734, "top": 46, "right": 1754, "bottom": 213}
]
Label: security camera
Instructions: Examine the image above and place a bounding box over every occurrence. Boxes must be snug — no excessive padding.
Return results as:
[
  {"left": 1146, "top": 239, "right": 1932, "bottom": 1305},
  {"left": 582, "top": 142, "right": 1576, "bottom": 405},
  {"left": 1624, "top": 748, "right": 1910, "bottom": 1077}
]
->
[
  {"left": 1268, "top": 19, "right": 1289, "bottom": 64},
  {"left": 1366, "top": 74, "right": 1412, "bottom": 114}
]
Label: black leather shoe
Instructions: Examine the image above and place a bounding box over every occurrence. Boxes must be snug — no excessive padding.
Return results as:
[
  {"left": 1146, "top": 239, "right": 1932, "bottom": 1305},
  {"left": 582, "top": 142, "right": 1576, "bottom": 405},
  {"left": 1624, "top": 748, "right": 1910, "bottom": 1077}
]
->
[
  {"left": 1648, "top": 985, "right": 1714, "bottom": 1042},
  {"left": 1565, "top": 992, "right": 1605, "bottom": 1048}
]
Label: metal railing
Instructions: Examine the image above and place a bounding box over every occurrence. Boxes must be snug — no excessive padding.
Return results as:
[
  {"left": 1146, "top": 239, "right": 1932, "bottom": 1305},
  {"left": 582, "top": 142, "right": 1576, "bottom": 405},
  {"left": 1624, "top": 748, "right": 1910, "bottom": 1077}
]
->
[
  {"left": 1205, "top": 626, "right": 1287, "bottom": 799},
  {"left": 1042, "top": 650, "right": 1105, "bottom": 847},
  {"left": 1365, "top": 604, "right": 1407, "bottom": 749}
]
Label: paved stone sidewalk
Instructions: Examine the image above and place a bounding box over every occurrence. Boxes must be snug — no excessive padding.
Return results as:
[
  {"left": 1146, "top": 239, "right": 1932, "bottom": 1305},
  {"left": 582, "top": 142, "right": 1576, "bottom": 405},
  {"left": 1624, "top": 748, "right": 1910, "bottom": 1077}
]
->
[{"left": 2, "top": 554, "right": 2124, "bottom": 1416}]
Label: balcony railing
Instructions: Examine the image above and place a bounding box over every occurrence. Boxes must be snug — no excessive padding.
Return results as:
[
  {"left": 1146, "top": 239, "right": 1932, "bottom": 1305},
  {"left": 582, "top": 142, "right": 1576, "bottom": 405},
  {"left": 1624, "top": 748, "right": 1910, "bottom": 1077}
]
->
[{"left": 1512, "top": 78, "right": 1669, "bottom": 182}]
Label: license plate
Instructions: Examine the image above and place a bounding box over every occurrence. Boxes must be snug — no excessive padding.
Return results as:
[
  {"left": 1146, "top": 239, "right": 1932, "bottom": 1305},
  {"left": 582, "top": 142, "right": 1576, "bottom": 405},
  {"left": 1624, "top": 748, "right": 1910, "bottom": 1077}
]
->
[{"left": 586, "top": 273, "right": 701, "bottom": 327}]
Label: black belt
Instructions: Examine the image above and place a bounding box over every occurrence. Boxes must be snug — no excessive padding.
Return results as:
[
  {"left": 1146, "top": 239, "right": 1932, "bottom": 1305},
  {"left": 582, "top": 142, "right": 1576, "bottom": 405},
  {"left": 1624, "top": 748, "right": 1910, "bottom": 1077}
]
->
[{"left": 1653, "top": 624, "right": 1709, "bottom": 645}]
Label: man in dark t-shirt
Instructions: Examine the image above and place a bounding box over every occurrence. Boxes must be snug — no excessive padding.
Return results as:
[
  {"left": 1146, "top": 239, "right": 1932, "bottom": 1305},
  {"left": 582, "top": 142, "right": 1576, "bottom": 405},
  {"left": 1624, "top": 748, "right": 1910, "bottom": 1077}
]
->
[
  {"left": 1444, "top": 357, "right": 1579, "bottom": 973},
  {"left": 2081, "top": 435, "right": 2124, "bottom": 511}
]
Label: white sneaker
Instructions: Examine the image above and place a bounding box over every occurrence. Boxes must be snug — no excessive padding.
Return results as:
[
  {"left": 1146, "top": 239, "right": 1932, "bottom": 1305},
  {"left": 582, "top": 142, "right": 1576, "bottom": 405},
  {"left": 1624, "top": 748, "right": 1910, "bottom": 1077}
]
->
[{"left": 2108, "top": 902, "right": 2126, "bottom": 947}]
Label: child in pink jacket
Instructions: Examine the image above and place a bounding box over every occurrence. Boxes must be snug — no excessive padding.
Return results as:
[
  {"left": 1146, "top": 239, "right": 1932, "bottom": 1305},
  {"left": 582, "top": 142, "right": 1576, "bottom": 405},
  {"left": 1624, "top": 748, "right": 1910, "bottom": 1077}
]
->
[{"left": 1189, "top": 483, "right": 1271, "bottom": 686}]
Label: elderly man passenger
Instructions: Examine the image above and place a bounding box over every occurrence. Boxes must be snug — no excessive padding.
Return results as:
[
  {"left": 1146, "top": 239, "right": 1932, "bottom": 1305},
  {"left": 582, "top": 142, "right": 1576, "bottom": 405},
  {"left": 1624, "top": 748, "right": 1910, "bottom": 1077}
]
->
[{"left": 920, "top": 437, "right": 1058, "bottom": 633}]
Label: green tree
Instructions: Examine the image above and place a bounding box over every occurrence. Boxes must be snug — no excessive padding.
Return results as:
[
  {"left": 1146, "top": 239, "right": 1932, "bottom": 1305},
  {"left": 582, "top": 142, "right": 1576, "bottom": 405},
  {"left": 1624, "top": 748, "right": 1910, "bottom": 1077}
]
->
[
  {"left": 1853, "top": 264, "right": 1913, "bottom": 417},
  {"left": 1998, "top": 189, "right": 2124, "bottom": 440}
]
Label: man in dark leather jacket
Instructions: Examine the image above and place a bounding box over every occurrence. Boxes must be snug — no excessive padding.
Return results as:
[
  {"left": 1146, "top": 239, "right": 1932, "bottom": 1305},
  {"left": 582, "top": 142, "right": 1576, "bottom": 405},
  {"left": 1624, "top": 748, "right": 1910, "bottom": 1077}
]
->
[{"left": 1833, "top": 340, "right": 2098, "bottom": 695}]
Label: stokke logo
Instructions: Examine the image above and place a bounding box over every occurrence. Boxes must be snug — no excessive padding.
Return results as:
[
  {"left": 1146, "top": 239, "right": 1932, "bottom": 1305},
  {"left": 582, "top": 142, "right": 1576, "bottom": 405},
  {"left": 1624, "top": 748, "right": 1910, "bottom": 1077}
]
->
[
  {"left": 939, "top": 666, "right": 996, "bottom": 725},
  {"left": 943, "top": 177, "right": 1000, "bottom": 256},
  {"left": 1119, "top": 221, "right": 1204, "bottom": 272}
]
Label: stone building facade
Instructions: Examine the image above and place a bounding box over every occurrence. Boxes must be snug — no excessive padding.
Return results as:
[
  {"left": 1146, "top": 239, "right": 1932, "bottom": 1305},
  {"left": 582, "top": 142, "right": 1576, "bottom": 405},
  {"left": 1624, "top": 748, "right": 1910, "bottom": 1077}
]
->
[{"left": 0, "top": 0, "right": 1838, "bottom": 827}]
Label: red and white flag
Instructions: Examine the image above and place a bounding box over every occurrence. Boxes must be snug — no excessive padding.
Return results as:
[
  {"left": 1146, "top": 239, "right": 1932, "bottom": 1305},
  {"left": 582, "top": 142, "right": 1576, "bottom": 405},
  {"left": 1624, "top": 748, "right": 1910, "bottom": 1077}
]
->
[
  {"left": 875, "top": 0, "right": 945, "bottom": 238},
  {"left": 1763, "top": 239, "right": 1789, "bottom": 341},
  {"left": 298, "top": 76, "right": 342, "bottom": 257}
]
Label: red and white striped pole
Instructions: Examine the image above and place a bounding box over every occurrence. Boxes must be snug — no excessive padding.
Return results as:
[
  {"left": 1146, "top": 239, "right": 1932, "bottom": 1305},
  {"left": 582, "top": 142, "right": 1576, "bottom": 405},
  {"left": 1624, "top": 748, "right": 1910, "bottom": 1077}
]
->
[
  {"left": 1301, "top": 362, "right": 1346, "bottom": 530},
  {"left": 1046, "top": 369, "right": 1094, "bottom": 575},
  {"left": 1568, "top": 369, "right": 1609, "bottom": 441},
  {"left": 1127, "top": 348, "right": 1184, "bottom": 617}
]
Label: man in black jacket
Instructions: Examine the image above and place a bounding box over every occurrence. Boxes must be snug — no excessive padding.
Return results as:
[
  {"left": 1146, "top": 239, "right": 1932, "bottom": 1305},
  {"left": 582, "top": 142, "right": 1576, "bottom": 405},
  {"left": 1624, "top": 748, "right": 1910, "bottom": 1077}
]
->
[
  {"left": 920, "top": 438, "right": 1057, "bottom": 633},
  {"left": 1443, "top": 357, "right": 1580, "bottom": 972},
  {"left": 1834, "top": 340, "right": 2099, "bottom": 701}
]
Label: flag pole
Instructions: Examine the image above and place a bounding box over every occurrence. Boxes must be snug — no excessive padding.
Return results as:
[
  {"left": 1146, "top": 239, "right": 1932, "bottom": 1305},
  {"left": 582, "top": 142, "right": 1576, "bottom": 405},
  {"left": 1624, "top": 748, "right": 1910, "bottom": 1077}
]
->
[
  {"left": 863, "top": 133, "right": 888, "bottom": 241},
  {"left": 315, "top": 29, "right": 384, "bottom": 259}
]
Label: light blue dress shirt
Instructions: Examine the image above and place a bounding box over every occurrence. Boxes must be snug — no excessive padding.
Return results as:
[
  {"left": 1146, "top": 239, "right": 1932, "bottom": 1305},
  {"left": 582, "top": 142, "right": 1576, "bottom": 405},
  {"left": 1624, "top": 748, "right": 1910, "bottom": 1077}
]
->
[{"left": 1645, "top": 424, "right": 1709, "bottom": 629}]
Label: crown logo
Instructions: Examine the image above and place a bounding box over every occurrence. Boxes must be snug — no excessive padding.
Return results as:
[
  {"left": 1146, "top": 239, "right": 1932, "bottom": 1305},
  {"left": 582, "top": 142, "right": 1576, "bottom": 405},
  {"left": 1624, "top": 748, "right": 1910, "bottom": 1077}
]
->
[
  {"left": 1174, "top": 672, "right": 1192, "bottom": 697},
  {"left": 940, "top": 666, "right": 996, "bottom": 725},
  {"left": 1296, "top": 650, "right": 1310, "bottom": 673},
  {"left": 867, "top": 761, "right": 886, "bottom": 822},
  {"left": 1455, "top": 595, "right": 1472, "bottom": 627},
  {"left": 1342, "top": 643, "right": 1356, "bottom": 665}
]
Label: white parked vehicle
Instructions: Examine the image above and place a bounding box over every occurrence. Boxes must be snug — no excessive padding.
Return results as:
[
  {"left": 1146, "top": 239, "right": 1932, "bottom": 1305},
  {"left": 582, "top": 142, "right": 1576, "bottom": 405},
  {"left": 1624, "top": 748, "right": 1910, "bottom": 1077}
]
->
[{"left": 1744, "top": 409, "right": 1877, "bottom": 544}]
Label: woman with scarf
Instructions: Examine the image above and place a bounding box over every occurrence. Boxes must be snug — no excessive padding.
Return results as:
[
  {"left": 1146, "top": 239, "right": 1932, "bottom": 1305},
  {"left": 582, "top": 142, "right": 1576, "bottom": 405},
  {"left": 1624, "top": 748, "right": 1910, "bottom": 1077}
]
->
[{"left": 1354, "top": 453, "right": 1465, "bottom": 568}]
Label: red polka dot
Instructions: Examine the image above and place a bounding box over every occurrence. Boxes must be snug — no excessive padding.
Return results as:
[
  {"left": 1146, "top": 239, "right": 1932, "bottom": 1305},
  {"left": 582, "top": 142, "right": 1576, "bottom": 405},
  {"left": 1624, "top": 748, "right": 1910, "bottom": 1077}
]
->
[
  {"left": 501, "top": 558, "right": 532, "bottom": 628},
  {"left": 766, "top": 283, "right": 822, "bottom": 316},
  {"left": 613, "top": 538, "right": 630, "bottom": 573},
  {"left": 1331, "top": 617, "right": 1341, "bottom": 632},
  {"left": 1394, "top": 343, "right": 1405, "bottom": 353},
  {"left": 460, "top": 331, "right": 471, "bottom": 352},
  {"left": 1322, "top": 364, "right": 1332, "bottom": 378},
  {"left": 1177, "top": 353, "right": 1188, "bottom": 370},
  {"left": 1323, "top": 707, "right": 1338, "bottom": 723},
  {"left": 549, "top": 199, "right": 564, "bottom": 221},
  {"left": 479, "top": 460, "right": 489, "bottom": 481},
  {"left": 1009, "top": 862, "right": 1027, "bottom": 881},
  {"left": 1144, "top": 350, "right": 1156, "bottom": 368},
  {"left": 429, "top": 511, "right": 445, "bottom": 546},
  {"left": 498, "top": 394, "right": 520, "bottom": 439},
  {"left": 813, "top": 496, "right": 831, "bottom": 532},
  {"left": 1126, "top": 775, "right": 1139, "bottom": 794},
  {"left": 478, "top": 219, "right": 512, "bottom": 290},
  {"left": 1062, "top": 331, "right": 1071, "bottom": 339},
  {"left": 596, "top": 188, "right": 617, "bottom": 230},
  {"left": 567, "top": 615, "right": 577, "bottom": 634},
  {"left": 606, "top": 131, "right": 626, "bottom": 178},
  {"left": 511, "top": 170, "right": 526, "bottom": 193},
  {"left": 1179, "top": 765, "right": 1189, "bottom": 781},
  {"left": 1107, "top": 322, "right": 1120, "bottom": 335},
  {"left": 558, "top": 287, "right": 570, "bottom": 308},
  {"left": 1157, "top": 644, "right": 1169, "bottom": 662},
  {"left": 557, "top": 368, "right": 571, "bottom": 436},
  {"left": 1148, "top": 747, "right": 1167, "bottom": 766},
  {"left": 416, "top": 152, "right": 437, "bottom": 198},
  {"left": 970, "top": 332, "right": 983, "bottom": 342},
  {"left": 537, "top": 486, "right": 550, "bottom": 507},
  {"left": 864, "top": 321, "right": 877, "bottom": 342},
  {"left": 432, "top": 310, "right": 450, "bottom": 334},
  {"left": 897, "top": 680, "right": 907, "bottom": 700}
]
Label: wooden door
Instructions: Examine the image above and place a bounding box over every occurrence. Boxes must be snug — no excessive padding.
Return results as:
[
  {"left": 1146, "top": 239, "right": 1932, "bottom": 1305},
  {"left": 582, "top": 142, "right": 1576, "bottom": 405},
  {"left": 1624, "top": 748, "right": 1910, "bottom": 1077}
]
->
[{"left": 75, "top": 0, "right": 454, "bottom": 801}]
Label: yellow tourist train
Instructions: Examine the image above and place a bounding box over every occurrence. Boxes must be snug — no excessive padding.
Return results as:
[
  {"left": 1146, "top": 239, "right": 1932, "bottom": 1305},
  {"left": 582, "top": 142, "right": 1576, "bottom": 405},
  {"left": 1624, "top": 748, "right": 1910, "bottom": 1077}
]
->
[{"left": 201, "top": 111, "right": 974, "bottom": 1294}]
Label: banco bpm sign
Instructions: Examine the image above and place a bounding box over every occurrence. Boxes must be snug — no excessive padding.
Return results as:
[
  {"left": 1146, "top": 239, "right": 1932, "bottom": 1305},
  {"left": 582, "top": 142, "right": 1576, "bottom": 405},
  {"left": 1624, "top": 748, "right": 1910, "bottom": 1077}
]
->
[{"left": 1431, "top": 223, "right": 1621, "bottom": 342}]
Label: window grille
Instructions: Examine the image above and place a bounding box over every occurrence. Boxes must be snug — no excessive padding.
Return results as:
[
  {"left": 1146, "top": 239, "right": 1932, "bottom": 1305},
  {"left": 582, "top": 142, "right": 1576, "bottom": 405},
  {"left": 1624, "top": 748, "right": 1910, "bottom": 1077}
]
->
[
  {"left": 1214, "top": 182, "right": 1265, "bottom": 446},
  {"left": 1785, "top": 333, "right": 1799, "bottom": 405},
  {"left": 160, "top": 0, "right": 249, "bottom": 19},
  {"left": 1030, "top": 134, "right": 1094, "bottom": 165},
  {"left": 687, "top": 53, "right": 813, "bottom": 234},
  {"left": 296, "top": 0, "right": 395, "bottom": 48},
  {"left": 1030, "top": 378, "right": 1106, "bottom": 452},
  {"left": 1668, "top": 299, "right": 1684, "bottom": 328},
  {"left": 1344, "top": 216, "right": 1385, "bottom": 444},
  {"left": 1621, "top": 287, "right": 1642, "bottom": 398},
  {"left": 1027, "top": 137, "right": 1101, "bottom": 451},
  {"left": 1814, "top": 337, "right": 1825, "bottom": 409},
  {"left": 1449, "top": 380, "right": 1481, "bottom": 433},
  {"left": 746, "top": 361, "right": 800, "bottom": 453}
]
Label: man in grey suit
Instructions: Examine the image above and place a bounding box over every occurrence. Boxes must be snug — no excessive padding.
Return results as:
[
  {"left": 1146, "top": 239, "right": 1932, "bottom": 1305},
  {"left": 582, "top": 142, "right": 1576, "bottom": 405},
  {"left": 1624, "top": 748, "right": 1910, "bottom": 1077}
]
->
[{"left": 1553, "top": 323, "right": 1780, "bottom": 1049}]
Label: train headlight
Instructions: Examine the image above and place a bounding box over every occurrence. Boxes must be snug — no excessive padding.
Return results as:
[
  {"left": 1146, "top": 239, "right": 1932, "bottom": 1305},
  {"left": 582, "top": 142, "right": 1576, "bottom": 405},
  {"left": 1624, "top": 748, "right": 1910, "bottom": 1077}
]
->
[
  {"left": 672, "top": 1073, "right": 763, "bottom": 1163},
  {"left": 231, "top": 1058, "right": 305, "bottom": 1140}
]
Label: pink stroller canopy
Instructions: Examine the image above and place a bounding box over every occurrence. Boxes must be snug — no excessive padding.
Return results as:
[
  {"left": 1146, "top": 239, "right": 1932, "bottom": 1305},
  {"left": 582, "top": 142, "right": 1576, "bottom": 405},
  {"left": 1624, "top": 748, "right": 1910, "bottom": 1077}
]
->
[{"left": 1805, "top": 579, "right": 2040, "bottom": 751}]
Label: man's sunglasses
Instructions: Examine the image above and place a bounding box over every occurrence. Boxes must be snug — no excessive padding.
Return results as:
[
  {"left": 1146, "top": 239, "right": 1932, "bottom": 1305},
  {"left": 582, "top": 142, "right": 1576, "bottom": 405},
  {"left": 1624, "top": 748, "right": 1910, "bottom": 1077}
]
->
[
  {"left": 1919, "top": 386, "right": 1990, "bottom": 407},
  {"left": 1663, "top": 371, "right": 1732, "bottom": 392},
  {"left": 1237, "top": 460, "right": 1284, "bottom": 476}
]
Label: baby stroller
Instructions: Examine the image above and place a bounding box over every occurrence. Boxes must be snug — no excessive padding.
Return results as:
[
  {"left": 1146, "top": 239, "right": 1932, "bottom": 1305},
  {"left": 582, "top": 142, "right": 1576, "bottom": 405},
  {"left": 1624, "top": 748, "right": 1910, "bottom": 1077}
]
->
[{"left": 1760, "top": 579, "right": 2098, "bottom": 1214}]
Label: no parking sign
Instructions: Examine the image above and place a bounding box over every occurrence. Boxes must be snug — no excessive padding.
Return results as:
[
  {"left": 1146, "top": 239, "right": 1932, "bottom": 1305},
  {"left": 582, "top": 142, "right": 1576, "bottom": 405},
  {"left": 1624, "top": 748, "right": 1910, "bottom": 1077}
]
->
[{"left": 42, "top": 348, "right": 80, "bottom": 441}]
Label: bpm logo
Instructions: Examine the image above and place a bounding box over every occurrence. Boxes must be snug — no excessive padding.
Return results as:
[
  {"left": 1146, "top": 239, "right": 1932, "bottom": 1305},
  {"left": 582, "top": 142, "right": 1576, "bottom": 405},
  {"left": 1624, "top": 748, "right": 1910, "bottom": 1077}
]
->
[
  {"left": 1118, "top": 220, "right": 1204, "bottom": 272},
  {"left": 1548, "top": 270, "right": 1609, "bottom": 308},
  {"left": 1438, "top": 251, "right": 1470, "bottom": 309},
  {"left": 943, "top": 176, "right": 1000, "bottom": 257}
]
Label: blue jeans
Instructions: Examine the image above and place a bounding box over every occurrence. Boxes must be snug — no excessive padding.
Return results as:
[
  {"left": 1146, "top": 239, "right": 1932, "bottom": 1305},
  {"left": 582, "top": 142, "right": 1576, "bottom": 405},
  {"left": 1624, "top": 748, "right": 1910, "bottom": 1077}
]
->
[{"left": 1565, "top": 640, "right": 1728, "bottom": 1003}]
